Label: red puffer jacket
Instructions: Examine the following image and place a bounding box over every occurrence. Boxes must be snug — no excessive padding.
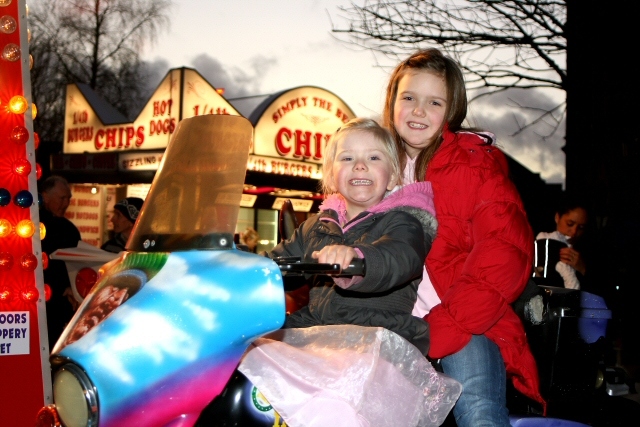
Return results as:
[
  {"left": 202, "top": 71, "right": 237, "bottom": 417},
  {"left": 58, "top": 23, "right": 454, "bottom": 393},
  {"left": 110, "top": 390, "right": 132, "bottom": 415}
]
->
[{"left": 424, "top": 128, "right": 546, "bottom": 409}]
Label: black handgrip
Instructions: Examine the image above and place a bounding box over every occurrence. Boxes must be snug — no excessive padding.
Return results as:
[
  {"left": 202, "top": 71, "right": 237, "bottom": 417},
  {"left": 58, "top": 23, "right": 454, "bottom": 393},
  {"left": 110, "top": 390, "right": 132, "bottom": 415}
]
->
[
  {"left": 274, "top": 257, "right": 365, "bottom": 276},
  {"left": 342, "top": 257, "right": 365, "bottom": 276}
]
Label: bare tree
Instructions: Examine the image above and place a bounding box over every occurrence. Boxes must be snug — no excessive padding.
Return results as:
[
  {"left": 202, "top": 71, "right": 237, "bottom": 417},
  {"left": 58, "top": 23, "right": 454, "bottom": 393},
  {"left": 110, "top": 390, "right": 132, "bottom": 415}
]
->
[
  {"left": 28, "top": 22, "right": 69, "bottom": 144},
  {"left": 28, "top": 0, "right": 172, "bottom": 142},
  {"left": 330, "top": 0, "right": 567, "bottom": 136}
]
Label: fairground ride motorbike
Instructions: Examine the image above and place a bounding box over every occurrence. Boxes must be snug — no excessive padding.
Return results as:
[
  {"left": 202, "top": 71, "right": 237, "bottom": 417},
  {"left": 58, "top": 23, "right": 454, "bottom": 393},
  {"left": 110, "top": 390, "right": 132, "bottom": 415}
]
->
[{"left": 34, "top": 115, "right": 606, "bottom": 427}]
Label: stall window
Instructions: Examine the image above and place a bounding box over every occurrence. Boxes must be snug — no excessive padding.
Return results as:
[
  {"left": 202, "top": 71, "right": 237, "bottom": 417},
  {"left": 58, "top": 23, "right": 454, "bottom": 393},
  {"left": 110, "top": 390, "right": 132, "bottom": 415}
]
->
[{"left": 257, "top": 209, "right": 278, "bottom": 252}]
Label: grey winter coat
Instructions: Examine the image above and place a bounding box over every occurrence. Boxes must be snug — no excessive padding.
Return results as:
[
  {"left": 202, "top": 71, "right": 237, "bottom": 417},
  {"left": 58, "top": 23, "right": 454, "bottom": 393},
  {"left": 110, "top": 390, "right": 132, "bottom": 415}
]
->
[{"left": 269, "top": 181, "right": 438, "bottom": 354}]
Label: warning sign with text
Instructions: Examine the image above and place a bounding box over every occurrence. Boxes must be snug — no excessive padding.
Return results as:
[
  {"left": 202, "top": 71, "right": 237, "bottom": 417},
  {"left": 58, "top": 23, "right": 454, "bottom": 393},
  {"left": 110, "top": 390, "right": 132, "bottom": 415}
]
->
[{"left": 0, "top": 312, "right": 29, "bottom": 356}]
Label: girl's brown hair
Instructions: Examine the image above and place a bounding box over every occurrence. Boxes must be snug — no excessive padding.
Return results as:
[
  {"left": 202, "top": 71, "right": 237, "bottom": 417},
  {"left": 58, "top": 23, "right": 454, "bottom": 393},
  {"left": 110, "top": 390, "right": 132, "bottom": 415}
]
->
[{"left": 383, "top": 48, "right": 468, "bottom": 182}]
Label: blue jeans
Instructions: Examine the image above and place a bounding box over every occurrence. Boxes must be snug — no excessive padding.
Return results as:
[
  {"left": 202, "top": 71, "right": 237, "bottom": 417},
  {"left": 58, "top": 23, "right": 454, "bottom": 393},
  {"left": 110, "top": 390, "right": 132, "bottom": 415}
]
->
[{"left": 440, "top": 334, "right": 511, "bottom": 427}]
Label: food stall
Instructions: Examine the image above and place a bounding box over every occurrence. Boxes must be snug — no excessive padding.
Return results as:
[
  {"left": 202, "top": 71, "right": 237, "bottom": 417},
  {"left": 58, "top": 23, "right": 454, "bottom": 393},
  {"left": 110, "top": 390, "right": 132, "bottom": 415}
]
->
[{"left": 51, "top": 67, "right": 356, "bottom": 252}]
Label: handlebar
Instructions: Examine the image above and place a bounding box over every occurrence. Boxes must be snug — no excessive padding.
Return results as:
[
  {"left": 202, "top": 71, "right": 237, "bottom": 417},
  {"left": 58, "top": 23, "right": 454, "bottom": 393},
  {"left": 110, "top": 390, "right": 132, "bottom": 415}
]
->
[{"left": 274, "top": 257, "right": 366, "bottom": 277}]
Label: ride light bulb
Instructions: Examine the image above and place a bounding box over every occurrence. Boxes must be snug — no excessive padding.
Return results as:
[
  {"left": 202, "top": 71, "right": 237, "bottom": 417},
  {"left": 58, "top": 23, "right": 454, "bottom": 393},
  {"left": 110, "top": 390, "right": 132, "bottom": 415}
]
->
[
  {"left": 10, "top": 125, "right": 29, "bottom": 144},
  {"left": 0, "top": 219, "right": 11, "bottom": 237},
  {"left": 13, "top": 158, "right": 31, "bottom": 176},
  {"left": 21, "top": 286, "right": 38, "bottom": 302},
  {"left": 0, "top": 287, "right": 11, "bottom": 302},
  {"left": 16, "top": 219, "right": 35, "bottom": 237},
  {"left": 0, "top": 252, "right": 14, "bottom": 271},
  {"left": 8, "top": 95, "right": 27, "bottom": 114},
  {"left": 20, "top": 253, "right": 37, "bottom": 271},
  {"left": 0, "top": 15, "right": 16, "bottom": 33},
  {"left": 2, "top": 42, "right": 20, "bottom": 61}
]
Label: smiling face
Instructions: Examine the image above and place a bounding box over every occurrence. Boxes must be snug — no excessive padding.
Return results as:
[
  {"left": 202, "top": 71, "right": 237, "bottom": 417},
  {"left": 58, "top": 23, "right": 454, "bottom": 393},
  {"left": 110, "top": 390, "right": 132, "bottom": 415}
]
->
[
  {"left": 331, "top": 131, "right": 397, "bottom": 220},
  {"left": 393, "top": 70, "right": 448, "bottom": 158}
]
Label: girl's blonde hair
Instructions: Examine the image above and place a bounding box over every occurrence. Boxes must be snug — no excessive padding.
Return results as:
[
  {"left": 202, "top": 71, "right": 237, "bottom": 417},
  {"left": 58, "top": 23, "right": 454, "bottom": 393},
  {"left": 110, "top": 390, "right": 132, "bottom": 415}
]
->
[
  {"left": 383, "top": 48, "right": 469, "bottom": 182},
  {"left": 321, "top": 117, "right": 401, "bottom": 195}
]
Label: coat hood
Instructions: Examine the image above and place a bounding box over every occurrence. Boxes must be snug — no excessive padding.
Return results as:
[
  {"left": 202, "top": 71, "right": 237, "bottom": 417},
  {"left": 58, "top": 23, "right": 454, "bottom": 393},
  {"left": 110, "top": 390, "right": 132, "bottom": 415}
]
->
[{"left": 320, "top": 181, "right": 438, "bottom": 242}]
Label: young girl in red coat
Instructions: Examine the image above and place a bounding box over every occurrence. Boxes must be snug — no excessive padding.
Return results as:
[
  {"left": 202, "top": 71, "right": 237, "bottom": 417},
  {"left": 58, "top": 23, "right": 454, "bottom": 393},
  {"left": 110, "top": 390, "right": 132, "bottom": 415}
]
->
[{"left": 383, "top": 48, "right": 546, "bottom": 426}]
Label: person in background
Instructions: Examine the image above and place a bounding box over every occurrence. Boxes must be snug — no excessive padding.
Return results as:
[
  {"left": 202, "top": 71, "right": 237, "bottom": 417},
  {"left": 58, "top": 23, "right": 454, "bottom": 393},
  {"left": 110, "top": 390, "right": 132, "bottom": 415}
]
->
[
  {"left": 383, "top": 48, "right": 546, "bottom": 425},
  {"left": 39, "top": 175, "right": 82, "bottom": 347},
  {"left": 101, "top": 197, "right": 144, "bottom": 253},
  {"left": 239, "top": 227, "right": 260, "bottom": 253},
  {"left": 534, "top": 194, "right": 589, "bottom": 289}
]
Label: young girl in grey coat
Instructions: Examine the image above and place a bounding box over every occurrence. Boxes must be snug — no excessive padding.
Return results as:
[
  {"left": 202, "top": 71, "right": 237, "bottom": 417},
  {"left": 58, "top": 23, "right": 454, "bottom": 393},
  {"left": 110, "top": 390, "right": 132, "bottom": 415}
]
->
[
  {"left": 268, "top": 117, "right": 438, "bottom": 354},
  {"left": 240, "top": 118, "right": 460, "bottom": 427}
]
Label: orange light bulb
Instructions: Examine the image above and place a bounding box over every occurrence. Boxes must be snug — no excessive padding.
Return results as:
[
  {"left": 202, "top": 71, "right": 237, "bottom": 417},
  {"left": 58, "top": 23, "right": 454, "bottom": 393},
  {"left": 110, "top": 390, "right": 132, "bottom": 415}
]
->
[
  {"left": 0, "top": 219, "right": 11, "bottom": 237},
  {"left": 8, "top": 95, "right": 28, "bottom": 114},
  {"left": 16, "top": 219, "right": 35, "bottom": 238}
]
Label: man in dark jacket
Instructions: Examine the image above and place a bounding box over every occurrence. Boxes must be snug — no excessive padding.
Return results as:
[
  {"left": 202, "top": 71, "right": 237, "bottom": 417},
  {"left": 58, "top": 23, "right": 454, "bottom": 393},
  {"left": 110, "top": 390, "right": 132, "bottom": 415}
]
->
[{"left": 39, "top": 175, "right": 81, "bottom": 348}]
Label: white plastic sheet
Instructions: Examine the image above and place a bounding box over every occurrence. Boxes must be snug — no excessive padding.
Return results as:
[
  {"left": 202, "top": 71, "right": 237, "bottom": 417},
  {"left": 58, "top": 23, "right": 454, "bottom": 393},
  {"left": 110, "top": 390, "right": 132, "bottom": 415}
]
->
[{"left": 238, "top": 325, "right": 462, "bottom": 427}]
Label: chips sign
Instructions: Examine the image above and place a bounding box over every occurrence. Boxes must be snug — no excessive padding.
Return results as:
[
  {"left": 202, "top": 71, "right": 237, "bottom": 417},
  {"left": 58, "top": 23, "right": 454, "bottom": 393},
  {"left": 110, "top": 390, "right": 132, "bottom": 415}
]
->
[
  {"left": 63, "top": 68, "right": 240, "bottom": 154},
  {"left": 64, "top": 78, "right": 356, "bottom": 182},
  {"left": 252, "top": 86, "right": 355, "bottom": 168}
]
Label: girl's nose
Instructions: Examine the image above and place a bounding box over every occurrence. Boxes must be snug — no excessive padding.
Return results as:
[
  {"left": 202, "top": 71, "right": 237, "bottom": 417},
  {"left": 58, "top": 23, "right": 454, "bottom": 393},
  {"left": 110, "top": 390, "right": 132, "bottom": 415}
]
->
[
  {"left": 413, "top": 106, "right": 426, "bottom": 117},
  {"left": 353, "top": 160, "right": 367, "bottom": 170}
]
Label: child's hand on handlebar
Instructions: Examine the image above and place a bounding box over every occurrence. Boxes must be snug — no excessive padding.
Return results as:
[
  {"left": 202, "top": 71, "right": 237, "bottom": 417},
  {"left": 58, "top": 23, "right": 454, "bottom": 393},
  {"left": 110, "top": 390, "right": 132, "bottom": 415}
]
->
[{"left": 311, "top": 245, "right": 358, "bottom": 272}]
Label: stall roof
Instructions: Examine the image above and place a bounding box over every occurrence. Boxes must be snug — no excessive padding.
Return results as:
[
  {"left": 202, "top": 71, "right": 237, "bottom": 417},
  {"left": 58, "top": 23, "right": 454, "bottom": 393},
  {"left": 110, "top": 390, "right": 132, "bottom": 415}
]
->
[
  {"left": 248, "top": 88, "right": 289, "bottom": 126},
  {"left": 75, "top": 83, "right": 129, "bottom": 125}
]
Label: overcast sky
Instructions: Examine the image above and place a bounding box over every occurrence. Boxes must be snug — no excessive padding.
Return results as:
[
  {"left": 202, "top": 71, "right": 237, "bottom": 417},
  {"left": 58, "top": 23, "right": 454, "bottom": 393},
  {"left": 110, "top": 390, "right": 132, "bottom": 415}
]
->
[{"left": 140, "top": 0, "right": 565, "bottom": 186}]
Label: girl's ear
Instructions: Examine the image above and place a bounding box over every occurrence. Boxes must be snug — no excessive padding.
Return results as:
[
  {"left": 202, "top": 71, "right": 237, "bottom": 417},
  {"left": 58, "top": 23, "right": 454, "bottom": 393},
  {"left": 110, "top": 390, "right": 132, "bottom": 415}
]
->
[
  {"left": 386, "top": 171, "right": 398, "bottom": 191},
  {"left": 554, "top": 213, "right": 560, "bottom": 226},
  {"left": 325, "top": 176, "right": 337, "bottom": 193}
]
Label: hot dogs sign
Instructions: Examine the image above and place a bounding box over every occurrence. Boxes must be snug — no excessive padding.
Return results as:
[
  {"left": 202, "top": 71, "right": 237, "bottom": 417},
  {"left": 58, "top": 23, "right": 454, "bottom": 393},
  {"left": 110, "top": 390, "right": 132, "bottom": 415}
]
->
[
  {"left": 64, "top": 68, "right": 241, "bottom": 153},
  {"left": 63, "top": 68, "right": 355, "bottom": 180}
]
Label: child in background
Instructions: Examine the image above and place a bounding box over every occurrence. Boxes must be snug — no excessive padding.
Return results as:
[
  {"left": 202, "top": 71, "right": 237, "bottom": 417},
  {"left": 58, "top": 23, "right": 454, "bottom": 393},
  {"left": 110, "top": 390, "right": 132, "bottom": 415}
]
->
[
  {"left": 534, "top": 194, "right": 589, "bottom": 289},
  {"left": 383, "top": 48, "right": 546, "bottom": 425},
  {"left": 239, "top": 227, "right": 260, "bottom": 253}
]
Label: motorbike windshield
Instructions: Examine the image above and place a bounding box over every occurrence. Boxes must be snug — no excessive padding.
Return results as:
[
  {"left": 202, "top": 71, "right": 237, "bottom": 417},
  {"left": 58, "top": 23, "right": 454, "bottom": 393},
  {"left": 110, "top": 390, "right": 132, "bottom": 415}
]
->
[{"left": 128, "top": 115, "right": 253, "bottom": 252}]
